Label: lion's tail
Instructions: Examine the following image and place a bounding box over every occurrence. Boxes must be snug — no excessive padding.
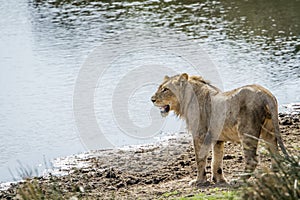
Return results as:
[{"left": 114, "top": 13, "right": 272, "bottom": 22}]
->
[{"left": 266, "top": 96, "right": 290, "bottom": 158}]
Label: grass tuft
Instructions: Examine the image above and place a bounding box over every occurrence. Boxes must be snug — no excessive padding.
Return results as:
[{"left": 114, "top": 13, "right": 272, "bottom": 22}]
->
[
  {"left": 178, "top": 189, "right": 239, "bottom": 200},
  {"left": 242, "top": 153, "right": 299, "bottom": 200}
]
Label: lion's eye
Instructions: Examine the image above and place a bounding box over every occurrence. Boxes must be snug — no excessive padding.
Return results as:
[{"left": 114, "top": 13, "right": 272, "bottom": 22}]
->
[{"left": 162, "top": 88, "right": 169, "bottom": 92}]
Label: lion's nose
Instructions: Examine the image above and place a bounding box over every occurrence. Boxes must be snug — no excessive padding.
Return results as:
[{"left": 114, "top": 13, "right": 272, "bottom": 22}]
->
[{"left": 151, "top": 96, "right": 156, "bottom": 103}]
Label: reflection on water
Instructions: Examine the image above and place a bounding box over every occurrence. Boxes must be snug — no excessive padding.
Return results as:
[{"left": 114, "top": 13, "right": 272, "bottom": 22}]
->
[
  {"left": 29, "top": 0, "right": 299, "bottom": 87},
  {"left": 30, "top": 0, "right": 300, "bottom": 48},
  {"left": 0, "top": 0, "right": 299, "bottom": 181}
]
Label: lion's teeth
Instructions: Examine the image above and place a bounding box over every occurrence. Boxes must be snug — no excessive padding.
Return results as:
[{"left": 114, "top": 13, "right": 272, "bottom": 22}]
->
[{"left": 159, "top": 105, "right": 169, "bottom": 113}]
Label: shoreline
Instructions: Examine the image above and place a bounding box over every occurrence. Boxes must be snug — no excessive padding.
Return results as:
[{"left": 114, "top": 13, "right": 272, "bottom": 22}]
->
[{"left": 0, "top": 113, "right": 299, "bottom": 199}]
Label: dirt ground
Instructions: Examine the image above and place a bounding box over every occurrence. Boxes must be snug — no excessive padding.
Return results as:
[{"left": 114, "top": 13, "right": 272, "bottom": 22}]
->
[{"left": 0, "top": 113, "right": 299, "bottom": 199}]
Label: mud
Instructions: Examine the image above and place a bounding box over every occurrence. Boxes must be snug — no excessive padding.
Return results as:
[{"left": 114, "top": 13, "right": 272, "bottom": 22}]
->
[{"left": 0, "top": 113, "right": 299, "bottom": 199}]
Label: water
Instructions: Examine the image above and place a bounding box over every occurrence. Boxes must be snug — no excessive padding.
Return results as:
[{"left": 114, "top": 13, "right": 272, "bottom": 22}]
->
[{"left": 0, "top": 0, "right": 299, "bottom": 182}]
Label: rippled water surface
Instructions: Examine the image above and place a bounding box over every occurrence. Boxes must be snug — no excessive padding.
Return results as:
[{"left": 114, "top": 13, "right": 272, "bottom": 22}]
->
[{"left": 0, "top": 0, "right": 299, "bottom": 181}]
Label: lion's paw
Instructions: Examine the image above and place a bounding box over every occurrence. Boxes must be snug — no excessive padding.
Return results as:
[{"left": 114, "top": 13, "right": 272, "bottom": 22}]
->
[
  {"left": 214, "top": 180, "right": 230, "bottom": 187},
  {"left": 229, "top": 179, "right": 245, "bottom": 188},
  {"left": 189, "top": 179, "right": 211, "bottom": 187}
]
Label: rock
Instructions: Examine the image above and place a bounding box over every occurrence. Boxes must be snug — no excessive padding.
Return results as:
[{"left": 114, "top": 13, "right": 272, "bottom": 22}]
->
[
  {"left": 281, "top": 119, "right": 293, "bottom": 125},
  {"left": 223, "top": 155, "right": 235, "bottom": 160},
  {"left": 105, "top": 169, "right": 117, "bottom": 179}
]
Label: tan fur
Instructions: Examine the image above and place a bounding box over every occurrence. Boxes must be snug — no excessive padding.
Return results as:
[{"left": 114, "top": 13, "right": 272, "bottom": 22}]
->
[{"left": 151, "top": 73, "right": 288, "bottom": 186}]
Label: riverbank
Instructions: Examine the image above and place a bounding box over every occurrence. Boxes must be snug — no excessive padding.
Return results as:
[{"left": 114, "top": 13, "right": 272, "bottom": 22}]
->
[{"left": 0, "top": 113, "right": 299, "bottom": 199}]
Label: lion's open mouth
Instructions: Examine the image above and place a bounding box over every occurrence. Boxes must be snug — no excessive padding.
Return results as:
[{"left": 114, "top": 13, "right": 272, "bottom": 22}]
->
[{"left": 159, "top": 105, "right": 170, "bottom": 114}]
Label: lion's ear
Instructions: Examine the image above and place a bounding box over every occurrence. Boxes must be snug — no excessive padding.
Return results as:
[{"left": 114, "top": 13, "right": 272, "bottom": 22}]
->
[
  {"left": 164, "top": 75, "right": 170, "bottom": 81},
  {"left": 179, "top": 73, "right": 188, "bottom": 82}
]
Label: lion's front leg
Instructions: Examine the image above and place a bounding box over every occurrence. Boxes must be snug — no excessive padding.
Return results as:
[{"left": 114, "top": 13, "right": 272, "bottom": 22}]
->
[
  {"left": 212, "top": 141, "right": 227, "bottom": 184},
  {"left": 189, "top": 134, "right": 210, "bottom": 187}
]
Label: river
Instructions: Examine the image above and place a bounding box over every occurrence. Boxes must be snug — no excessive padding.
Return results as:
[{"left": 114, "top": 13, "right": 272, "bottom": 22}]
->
[{"left": 0, "top": 0, "right": 299, "bottom": 182}]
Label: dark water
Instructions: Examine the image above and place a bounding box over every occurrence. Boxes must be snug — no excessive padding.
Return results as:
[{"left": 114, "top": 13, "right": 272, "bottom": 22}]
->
[{"left": 0, "top": 0, "right": 299, "bottom": 182}]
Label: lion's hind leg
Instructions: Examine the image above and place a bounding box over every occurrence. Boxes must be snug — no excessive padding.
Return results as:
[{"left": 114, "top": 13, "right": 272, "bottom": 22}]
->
[
  {"left": 237, "top": 106, "right": 263, "bottom": 180},
  {"left": 260, "top": 118, "right": 280, "bottom": 169},
  {"left": 238, "top": 118, "right": 261, "bottom": 180},
  {"left": 242, "top": 135, "right": 259, "bottom": 179}
]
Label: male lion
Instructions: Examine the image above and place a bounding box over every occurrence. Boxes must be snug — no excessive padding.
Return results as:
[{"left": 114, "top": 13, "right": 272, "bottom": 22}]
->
[{"left": 151, "top": 73, "right": 289, "bottom": 186}]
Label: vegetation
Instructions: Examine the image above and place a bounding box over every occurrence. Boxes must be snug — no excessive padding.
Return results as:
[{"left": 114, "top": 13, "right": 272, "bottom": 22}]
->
[
  {"left": 16, "top": 176, "right": 82, "bottom": 200},
  {"left": 242, "top": 154, "right": 299, "bottom": 200},
  {"left": 177, "top": 189, "right": 239, "bottom": 200}
]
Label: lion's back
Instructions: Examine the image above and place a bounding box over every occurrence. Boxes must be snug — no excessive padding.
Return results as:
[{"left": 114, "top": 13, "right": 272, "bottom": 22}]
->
[
  {"left": 221, "top": 84, "right": 277, "bottom": 126},
  {"left": 224, "top": 84, "right": 276, "bottom": 107}
]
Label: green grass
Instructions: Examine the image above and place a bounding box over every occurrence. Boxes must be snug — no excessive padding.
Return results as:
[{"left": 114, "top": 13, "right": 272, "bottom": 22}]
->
[
  {"left": 177, "top": 189, "right": 239, "bottom": 200},
  {"left": 162, "top": 190, "right": 180, "bottom": 197},
  {"left": 16, "top": 175, "right": 84, "bottom": 200}
]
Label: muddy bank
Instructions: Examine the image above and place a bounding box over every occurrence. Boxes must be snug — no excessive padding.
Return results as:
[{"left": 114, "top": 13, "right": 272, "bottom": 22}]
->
[{"left": 0, "top": 113, "right": 299, "bottom": 199}]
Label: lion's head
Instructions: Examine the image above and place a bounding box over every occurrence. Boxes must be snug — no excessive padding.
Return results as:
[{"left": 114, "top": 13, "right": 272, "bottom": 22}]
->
[{"left": 151, "top": 73, "right": 189, "bottom": 117}]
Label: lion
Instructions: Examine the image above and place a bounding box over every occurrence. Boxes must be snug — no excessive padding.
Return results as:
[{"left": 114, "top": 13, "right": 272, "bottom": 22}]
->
[{"left": 151, "top": 73, "right": 289, "bottom": 186}]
